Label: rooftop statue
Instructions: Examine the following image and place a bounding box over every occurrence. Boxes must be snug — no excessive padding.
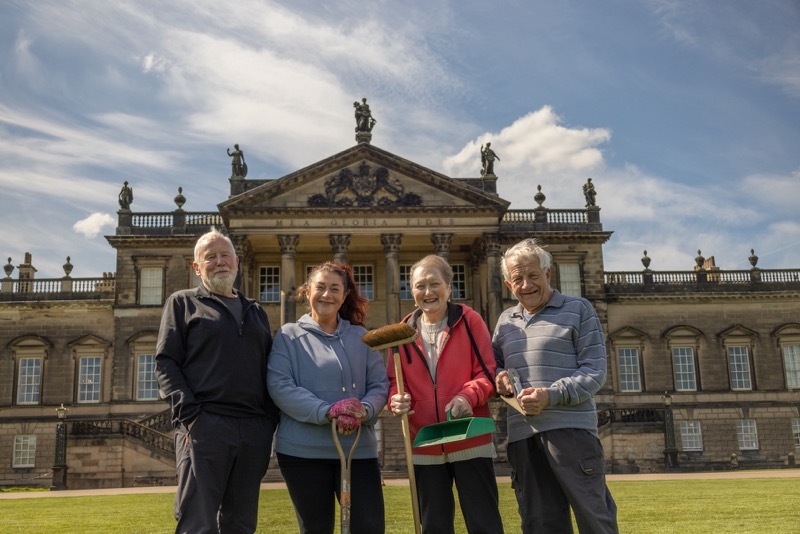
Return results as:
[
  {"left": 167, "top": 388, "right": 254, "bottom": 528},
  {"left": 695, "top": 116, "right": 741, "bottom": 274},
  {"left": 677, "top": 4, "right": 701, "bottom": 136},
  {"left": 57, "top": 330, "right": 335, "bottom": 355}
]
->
[
  {"left": 480, "top": 142, "right": 499, "bottom": 176},
  {"left": 354, "top": 97, "right": 377, "bottom": 133},
  {"left": 227, "top": 143, "right": 248, "bottom": 178},
  {"left": 583, "top": 177, "right": 597, "bottom": 207},
  {"left": 118, "top": 181, "right": 133, "bottom": 210}
]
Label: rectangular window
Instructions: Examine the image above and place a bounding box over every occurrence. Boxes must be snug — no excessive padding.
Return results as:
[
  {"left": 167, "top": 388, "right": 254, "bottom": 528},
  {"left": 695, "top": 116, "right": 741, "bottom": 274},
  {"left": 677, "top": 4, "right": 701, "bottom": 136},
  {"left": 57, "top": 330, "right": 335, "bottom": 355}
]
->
[
  {"left": 140, "top": 267, "right": 163, "bottom": 305},
  {"left": 618, "top": 348, "right": 642, "bottom": 392},
  {"left": 736, "top": 419, "right": 759, "bottom": 450},
  {"left": 399, "top": 265, "right": 413, "bottom": 301},
  {"left": 558, "top": 263, "right": 582, "bottom": 297},
  {"left": 672, "top": 347, "right": 697, "bottom": 391},
  {"left": 680, "top": 420, "right": 703, "bottom": 451},
  {"left": 12, "top": 435, "right": 36, "bottom": 468},
  {"left": 792, "top": 418, "right": 800, "bottom": 448},
  {"left": 784, "top": 344, "right": 800, "bottom": 389},
  {"left": 78, "top": 356, "right": 102, "bottom": 403},
  {"left": 136, "top": 354, "right": 159, "bottom": 401},
  {"left": 728, "top": 346, "right": 752, "bottom": 390},
  {"left": 259, "top": 266, "right": 281, "bottom": 303},
  {"left": 16, "top": 357, "right": 42, "bottom": 405},
  {"left": 451, "top": 264, "right": 467, "bottom": 300},
  {"left": 353, "top": 265, "right": 374, "bottom": 301}
]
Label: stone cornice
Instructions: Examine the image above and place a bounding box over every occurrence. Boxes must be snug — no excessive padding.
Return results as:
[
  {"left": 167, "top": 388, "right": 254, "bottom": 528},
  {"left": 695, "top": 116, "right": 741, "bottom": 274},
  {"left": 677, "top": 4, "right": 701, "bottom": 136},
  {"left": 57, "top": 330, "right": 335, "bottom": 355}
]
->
[
  {"left": 106, "top": 235, "right": 201, "bottom": 248},
  {"left": 500, "top": 231, "right": 614, "bottom": 244},
  {"left": 0, "top": 299, "right": 113, "bottom": 311},
  {"left": 224, "top": 203, "right": 506, "bottom": 219},
  {"left": 604, "top": 291, "right": 800, "bottom": 304}
]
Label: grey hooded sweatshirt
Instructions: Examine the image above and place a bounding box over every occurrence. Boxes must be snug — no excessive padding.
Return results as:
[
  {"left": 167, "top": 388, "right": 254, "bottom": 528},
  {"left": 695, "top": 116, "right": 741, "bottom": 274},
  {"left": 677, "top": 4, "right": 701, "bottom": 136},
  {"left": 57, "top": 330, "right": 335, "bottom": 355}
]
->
[{"left": 267, "top": 314, "right": 389, "bottom": 459}]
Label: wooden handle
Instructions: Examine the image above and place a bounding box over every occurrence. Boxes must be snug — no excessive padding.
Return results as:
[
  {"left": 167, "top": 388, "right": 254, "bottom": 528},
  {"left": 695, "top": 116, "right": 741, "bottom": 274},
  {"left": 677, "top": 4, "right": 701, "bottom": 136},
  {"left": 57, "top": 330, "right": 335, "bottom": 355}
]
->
[{"left": 393, "top": 348, "right": 422, "bottom": 534}]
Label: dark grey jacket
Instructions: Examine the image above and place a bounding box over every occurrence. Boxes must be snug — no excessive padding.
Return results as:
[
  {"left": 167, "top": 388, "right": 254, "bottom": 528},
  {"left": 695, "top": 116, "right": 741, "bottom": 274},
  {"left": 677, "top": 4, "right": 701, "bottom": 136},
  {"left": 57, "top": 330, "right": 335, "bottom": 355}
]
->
[{"left": 156, "top": 284, "right": 279, "bottom": 426}]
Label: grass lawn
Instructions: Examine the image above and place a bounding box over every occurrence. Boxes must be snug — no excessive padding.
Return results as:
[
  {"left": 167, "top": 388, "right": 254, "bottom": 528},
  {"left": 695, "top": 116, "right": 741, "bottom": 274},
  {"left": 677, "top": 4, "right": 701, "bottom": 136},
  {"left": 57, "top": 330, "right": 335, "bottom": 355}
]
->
[{"left": 1, "top": 478, "right": 798, "bottom": 533}]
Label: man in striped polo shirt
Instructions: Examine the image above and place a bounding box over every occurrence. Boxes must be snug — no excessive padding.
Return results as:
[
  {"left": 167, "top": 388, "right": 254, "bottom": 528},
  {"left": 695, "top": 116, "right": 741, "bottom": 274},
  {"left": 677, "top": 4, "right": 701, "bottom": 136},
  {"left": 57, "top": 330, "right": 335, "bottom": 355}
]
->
[{"left": 493, "top": 238, "right": 618, "bottom": 534}]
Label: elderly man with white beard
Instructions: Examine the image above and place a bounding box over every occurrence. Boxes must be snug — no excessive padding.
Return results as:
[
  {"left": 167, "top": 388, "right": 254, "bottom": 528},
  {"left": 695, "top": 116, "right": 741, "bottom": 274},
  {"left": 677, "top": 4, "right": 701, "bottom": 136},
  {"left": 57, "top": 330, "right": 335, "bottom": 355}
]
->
[{"left": 156, "top": 227, "right": 279, "bottom": 534}]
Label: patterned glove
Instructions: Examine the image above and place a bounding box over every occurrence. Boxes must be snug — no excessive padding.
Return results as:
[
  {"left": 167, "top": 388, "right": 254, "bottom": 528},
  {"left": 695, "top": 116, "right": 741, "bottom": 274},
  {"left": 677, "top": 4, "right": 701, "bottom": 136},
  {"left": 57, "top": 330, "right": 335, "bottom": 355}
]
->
[
  {"left": 335, "top": 414, "right": 360, "bottom": 435},
  {"left": 329, "top": 398, "right": 367, "bottom": 420},
  {"left": 329, "top": 398, "right": 366, "bottom": 435}
]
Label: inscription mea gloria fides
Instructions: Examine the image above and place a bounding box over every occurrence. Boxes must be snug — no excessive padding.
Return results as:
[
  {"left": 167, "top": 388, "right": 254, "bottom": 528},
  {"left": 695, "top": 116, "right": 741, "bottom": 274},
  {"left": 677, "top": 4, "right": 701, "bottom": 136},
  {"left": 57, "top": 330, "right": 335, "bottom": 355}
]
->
[
  {"left": 307, "top": 161, "right": 422, "bottom": 208},
  {"left": 273, "top": 217, "right": 456, "bottom": 228}
]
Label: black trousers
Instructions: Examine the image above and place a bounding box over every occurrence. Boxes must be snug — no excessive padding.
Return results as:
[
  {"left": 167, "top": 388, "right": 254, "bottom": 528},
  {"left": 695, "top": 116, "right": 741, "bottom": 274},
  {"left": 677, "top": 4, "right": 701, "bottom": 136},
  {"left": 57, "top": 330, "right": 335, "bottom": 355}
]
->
[
  {"left": 173, "top": 412, "right": 275, "bottom": 534},
  {"left": 277, "top": 453, "right": 385, "bottom": 534},
  {"left": 507, "top": 429, "right": 618, "bottom": 534},
  {"left": 414, "top": 457, "right": 504, "bottom": 534}
]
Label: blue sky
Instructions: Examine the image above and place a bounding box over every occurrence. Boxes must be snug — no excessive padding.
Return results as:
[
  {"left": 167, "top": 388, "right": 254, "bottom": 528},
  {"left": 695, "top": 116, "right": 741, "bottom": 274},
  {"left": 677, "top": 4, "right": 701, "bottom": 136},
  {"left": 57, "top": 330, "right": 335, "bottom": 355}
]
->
[{"left": 1, "top": 0, "right": 799, "bottom": 278}]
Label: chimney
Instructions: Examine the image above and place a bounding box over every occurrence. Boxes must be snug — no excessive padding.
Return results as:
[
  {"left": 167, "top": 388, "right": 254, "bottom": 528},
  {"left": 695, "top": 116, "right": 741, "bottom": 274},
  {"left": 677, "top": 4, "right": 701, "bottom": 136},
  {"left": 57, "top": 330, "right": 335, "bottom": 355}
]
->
[{"left": 18, "top": 252, "right": 37, "bottom": 292}]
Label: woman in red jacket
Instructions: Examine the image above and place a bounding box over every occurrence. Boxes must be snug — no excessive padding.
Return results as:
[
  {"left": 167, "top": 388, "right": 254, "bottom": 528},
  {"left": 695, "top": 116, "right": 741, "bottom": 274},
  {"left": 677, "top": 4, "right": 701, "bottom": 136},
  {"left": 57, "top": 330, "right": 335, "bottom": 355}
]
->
[{"left": 388, "top": 254, "right": 504, "bottom": 534}]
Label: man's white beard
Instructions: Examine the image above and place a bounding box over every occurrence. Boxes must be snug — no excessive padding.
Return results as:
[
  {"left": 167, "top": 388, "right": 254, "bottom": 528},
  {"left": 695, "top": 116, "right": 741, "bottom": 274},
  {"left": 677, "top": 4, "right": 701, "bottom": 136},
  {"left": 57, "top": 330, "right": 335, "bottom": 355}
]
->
[{"left": 206, "top": 272, "right": 236, "bottom": 295}]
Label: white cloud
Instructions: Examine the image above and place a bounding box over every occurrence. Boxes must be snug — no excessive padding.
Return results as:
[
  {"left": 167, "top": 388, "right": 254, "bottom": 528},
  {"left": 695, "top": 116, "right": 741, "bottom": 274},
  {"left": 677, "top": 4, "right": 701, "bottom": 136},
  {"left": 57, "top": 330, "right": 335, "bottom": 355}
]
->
[
  {"left": 140, "top": 53, "right": 171, "bottom": 74},
  {"left": 73, "top": 213, "right": 116, "bottom": 238},
  {"left": 443, "top": 107, "right": 610, "bottom": 177},
  {"left": 740, "top": 173, "right": 800, "bottom": 216}
]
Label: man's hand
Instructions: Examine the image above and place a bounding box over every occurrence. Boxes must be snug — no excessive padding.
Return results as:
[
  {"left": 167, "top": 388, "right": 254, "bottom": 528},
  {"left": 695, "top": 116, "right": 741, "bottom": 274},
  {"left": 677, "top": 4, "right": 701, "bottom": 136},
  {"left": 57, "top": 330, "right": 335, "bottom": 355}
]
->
[
  {"left": 495, "top": 370, "right": 513, "bottom": 396},
  {"left": 517, "top": 387, "right": 550, "bottom": 416},
  {"left": 445, "top": 395, "right": 473, "bottom": 418}
]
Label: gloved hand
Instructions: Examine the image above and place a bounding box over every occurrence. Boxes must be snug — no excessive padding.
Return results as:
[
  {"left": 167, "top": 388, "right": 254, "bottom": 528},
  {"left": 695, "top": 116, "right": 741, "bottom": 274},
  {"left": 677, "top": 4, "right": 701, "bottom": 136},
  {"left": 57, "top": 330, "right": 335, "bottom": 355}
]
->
[
  {"left": 444, "top": 395, "right": 473, "bottom": 418},
  {"left": 328, "top": 398, "right": 366, "bottom": 435},
  {"left": 329, "top": 398, "right": 367, "bottom": 420},
  {"left": 334, "top": 414, "right": 361, "bottom": 435}
]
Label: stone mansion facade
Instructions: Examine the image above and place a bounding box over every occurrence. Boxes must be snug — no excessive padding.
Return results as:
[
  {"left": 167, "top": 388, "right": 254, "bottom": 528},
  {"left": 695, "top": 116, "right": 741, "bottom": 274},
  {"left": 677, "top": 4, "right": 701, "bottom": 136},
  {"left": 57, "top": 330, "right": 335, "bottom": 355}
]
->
[{"left": 2, "top": 131, "right": 799, "bottom": 489}]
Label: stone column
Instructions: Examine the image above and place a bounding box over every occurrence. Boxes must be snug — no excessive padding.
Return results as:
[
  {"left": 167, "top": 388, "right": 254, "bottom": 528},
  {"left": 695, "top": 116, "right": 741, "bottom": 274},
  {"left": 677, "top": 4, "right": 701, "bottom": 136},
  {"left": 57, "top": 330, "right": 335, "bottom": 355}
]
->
[
  {"left": 278, "top": 235, "right": 300, "bottom": 325},
  {"left": 330, "top": 234, "right": 351, "bottom": 265},
  {"left": 431, "top": 233, "right": 453, "bottom": 261},
  {"left": 230, "top": 235, "right": 253, "bottom": 296},
  {"left": 381, "top": 233, "right": 402, "bottom": 325},
  {"left": 484, "top": 233, "right": 503, "bottom": 331},
  {"left": 470, "top": 249, "right": 484, "bottom": 321}
]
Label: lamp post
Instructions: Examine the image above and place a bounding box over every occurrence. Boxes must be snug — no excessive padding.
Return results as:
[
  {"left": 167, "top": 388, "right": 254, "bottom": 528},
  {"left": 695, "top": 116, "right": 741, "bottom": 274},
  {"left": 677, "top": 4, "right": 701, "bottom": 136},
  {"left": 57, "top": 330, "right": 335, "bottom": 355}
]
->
[
  {"left": 661, "top": 392, "right": 679, "bottom": 469},
  {"left": 51, "top": 403, "right": 69, "bottom": 490}
]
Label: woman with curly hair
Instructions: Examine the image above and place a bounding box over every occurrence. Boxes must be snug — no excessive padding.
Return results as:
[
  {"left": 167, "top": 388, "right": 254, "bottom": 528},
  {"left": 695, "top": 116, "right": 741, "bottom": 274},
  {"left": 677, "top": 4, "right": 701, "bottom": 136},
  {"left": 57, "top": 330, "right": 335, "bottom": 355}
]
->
[{"left": 268, "top": 261, "right": 389, "bottom": 533}]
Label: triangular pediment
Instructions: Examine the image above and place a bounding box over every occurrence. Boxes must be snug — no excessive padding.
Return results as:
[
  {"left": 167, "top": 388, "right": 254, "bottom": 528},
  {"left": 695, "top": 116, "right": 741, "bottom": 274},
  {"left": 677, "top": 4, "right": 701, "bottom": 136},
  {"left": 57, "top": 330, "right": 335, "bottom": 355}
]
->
[
  {"left": 716, "top": 324, "right": 759, "bottom": 340},
  {"left": 218, "top": 143, "right": 509, "bottom": 219},
  {"left": 609, "top": 326, "right": 649, "bottom": 341},
  {"left": 68, "top": 334, "right": 112, "bottom": 348}
]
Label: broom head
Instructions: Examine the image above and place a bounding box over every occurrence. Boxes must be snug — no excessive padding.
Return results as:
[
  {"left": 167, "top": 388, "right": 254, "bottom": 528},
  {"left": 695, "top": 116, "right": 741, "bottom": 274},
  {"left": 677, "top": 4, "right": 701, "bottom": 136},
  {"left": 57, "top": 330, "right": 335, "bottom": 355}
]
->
[{"left": 361, "top": 323, "right": 419, "bottom": 350}]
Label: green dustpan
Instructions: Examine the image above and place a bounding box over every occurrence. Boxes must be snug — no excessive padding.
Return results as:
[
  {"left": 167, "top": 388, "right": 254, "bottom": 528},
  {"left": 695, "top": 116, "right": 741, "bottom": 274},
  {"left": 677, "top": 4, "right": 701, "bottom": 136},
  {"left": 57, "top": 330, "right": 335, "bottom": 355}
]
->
[{"left": 413, "top": 411, "right": 496, "bottom": 448}]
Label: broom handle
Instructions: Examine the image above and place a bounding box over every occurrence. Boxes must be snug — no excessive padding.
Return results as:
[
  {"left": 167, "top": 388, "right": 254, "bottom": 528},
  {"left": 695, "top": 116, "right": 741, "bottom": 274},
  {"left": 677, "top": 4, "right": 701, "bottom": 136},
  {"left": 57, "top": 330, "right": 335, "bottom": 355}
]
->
[{"left": 393, "top": 348, "right": 422, "bottom": 534}]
